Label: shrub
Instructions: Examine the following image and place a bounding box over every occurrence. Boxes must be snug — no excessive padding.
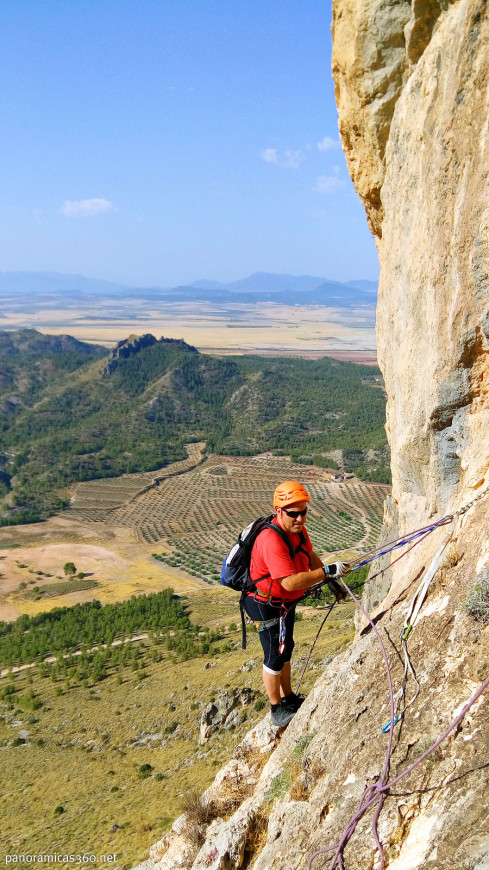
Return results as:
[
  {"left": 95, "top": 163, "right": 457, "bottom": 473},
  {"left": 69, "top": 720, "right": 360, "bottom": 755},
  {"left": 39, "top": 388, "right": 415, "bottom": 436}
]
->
[
  {"left": 138, "top": 763, "right": 153, "bottom": 779},
  {"left": 465, "top": 572, "right": 489, "bottom": 624},
  {"left": 265, "top": 771, "right": 291, "bottom": 802},
  {"left": 254, "top": 698, "right": 266, "bottom": 712},
  {"left": 54, "top": 805, "right": 64, "bottom": 815}
]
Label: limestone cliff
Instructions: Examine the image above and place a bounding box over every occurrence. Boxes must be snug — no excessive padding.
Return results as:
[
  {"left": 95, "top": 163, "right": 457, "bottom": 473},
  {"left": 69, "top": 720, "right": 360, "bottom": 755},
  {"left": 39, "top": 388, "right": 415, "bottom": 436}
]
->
[{"left": 137, "top": 2, "right": 489, "bottom": 868}]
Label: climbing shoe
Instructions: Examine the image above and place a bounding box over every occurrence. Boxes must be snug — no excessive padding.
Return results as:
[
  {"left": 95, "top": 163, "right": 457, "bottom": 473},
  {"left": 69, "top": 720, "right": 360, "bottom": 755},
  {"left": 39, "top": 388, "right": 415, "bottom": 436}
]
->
[
  {"left": 270, "top": 703, "right": 296, "bottom": 728},
  {"left": 282, "top": 692, "right": 304, "bottom": 712}
]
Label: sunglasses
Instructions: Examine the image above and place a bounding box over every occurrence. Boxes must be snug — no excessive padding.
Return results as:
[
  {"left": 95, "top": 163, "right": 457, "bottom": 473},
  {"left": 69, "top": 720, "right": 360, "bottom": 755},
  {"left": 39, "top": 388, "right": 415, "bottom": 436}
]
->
[{"left": 281, "top": 506, "right": 308, "bottom": 518}]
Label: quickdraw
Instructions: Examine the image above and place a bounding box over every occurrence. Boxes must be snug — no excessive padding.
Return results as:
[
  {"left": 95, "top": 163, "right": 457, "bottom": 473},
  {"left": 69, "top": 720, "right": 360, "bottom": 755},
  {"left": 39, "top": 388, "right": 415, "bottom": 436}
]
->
[{"left": 278, "top": 604, "right": 288, "bottom": 656}]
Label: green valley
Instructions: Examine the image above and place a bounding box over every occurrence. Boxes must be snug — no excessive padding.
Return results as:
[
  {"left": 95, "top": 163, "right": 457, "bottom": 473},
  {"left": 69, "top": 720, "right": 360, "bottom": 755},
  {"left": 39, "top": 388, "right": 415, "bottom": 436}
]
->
[{"left": 0, "top": 330, "right": 389, "bottom": 527}]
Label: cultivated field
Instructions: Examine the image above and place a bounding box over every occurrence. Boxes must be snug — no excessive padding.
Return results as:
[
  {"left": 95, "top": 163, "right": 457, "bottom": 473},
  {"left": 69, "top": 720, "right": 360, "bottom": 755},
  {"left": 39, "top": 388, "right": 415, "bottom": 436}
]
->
[
  {"left": 0, "top": 451, "right": 388, "bottom": 867},
  {"left": 0, "top": 300, "right": 377, "bottom": 361},
  {"left": 0, "top": 449, "right": 388, "bottom": 621},
  {"left": 68, "top": 452, "right": 388, "bottom": 587}
]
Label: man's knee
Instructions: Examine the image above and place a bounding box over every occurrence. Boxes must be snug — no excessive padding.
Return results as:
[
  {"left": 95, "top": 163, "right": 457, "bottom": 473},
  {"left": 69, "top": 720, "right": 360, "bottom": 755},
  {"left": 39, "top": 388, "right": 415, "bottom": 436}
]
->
[{"left": 263, "top": 644, "right": 292, "bottom": 672}]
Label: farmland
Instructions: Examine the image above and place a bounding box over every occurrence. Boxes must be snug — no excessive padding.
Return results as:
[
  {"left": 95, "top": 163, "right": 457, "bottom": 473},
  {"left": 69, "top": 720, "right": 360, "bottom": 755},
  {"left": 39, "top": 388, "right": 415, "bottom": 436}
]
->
[
  {"left": 68, "top": 450, "right": 387, "bottom": 588},
  {"left": 0, "top": 448, "right": 388, "bottom": 621},
  {"left": 0, "top": 451, "right": 388, "bottom": 867}
]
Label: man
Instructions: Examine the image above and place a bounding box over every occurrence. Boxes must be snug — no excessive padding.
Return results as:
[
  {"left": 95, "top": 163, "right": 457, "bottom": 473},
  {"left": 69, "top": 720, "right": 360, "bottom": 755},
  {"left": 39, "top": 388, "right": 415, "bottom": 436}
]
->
[{"left": 243, "top": 480, "right": 348, "bottom": 728}]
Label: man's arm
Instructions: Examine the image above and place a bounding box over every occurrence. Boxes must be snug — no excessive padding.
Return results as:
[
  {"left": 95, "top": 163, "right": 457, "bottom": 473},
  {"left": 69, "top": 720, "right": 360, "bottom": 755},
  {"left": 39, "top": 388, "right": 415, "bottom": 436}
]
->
[
  {"left": 280, "top": 565, "right": 325, "bottom": 592},
  {"left": 280, "top": 553, "right": 350, "bottom": 592},
  {"left": 309, "top": 550, "right": 323, "bottom": 570}
]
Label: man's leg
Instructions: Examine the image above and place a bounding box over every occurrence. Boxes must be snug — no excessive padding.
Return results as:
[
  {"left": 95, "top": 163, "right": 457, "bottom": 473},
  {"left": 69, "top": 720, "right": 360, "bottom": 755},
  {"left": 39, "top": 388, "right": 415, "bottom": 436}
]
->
[
  {"left": 279, "top": 661, "right": 292, "bottom": 698},
  {"left": 262, "top": 667, "right": 282, "bottom": 705},
  {"left": 242, "top": 596, "right": 296, "bottom": 726}
]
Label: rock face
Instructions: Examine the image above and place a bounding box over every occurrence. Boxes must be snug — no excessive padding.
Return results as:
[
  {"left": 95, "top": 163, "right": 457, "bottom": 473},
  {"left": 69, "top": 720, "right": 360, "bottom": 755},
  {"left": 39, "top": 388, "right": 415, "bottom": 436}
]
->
[
  {"left": 136, "top": 3, "right": 489, "bottom": 869},
  {"left": 334, "top": 0, "right": 489, "bottom": 540},
  {"left": 199, "top": 688, "right": 257, "bottom": 743},
  {"left": 102, "top": 334, "right": 158, "bottom": 376}
]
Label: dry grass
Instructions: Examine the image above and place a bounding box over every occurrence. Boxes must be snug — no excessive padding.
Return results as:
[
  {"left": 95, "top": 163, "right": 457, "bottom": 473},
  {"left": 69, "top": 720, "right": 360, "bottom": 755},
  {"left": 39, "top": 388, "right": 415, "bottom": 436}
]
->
[
  {"left": 241, "top": 810, "right": 270, "bottom": 866},
  {"left": 0, "top": 593, "right": 356, "bottom": 869}
]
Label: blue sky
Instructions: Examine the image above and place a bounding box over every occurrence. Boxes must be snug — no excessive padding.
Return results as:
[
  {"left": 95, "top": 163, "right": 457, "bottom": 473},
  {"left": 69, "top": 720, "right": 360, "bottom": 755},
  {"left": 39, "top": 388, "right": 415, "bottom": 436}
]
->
[{"left": 0, "top": 1, "right": 379, "bottom": 287}]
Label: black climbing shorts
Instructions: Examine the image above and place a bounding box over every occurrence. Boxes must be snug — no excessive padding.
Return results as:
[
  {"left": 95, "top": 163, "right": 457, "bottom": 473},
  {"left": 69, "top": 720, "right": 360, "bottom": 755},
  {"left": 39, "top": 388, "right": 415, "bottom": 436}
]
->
[{"left": 242, "top": 595, "right": 296, "bottom": 674}]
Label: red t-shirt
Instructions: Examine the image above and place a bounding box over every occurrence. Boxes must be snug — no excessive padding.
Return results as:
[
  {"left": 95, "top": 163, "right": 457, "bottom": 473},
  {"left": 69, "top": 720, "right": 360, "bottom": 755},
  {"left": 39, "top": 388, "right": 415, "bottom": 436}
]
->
[{"left": 250, "top": 517, "right": 313, "bottom": 602}]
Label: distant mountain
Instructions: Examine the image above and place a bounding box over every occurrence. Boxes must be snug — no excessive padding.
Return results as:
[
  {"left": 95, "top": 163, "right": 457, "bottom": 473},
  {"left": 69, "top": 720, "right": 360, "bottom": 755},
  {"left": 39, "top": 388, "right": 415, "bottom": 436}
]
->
[
  {"left": 189, "top": 279, "right": 225, "bottom": 290},
  {"left": 0, "top": 271, "right": 377, "bottom": 307},
  {"left": 226, "top": 272, "right": 328, "bottom": 293},
  {"left": 0, "top": 271, "right": 134, "bottom": 296},
  {"left": 345, "top": 279, "right": 378, "bottom": 294}
]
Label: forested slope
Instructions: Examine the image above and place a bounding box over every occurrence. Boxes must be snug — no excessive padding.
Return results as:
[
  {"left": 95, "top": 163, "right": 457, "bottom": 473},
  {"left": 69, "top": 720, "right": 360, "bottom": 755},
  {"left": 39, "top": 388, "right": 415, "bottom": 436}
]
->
[{"left": 0, "top": 330, "right": 388, "bottom": 525}]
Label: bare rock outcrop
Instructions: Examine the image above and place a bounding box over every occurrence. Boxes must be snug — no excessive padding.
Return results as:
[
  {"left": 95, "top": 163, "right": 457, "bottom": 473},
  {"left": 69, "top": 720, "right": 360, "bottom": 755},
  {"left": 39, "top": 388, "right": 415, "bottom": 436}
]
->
[
  {"left": 199, "top": 688, "right": 257, "bottom": 743},
  {"left": 335, "top": 0, "right": 489, "bottom": 542},
  {"left": 102, "top": 333, "right": 158, "bottom": 376},
  {"left": 139, "top": 505, "right": 489, "bottom": 869},
  {"left": 332, "top": 0, "right": 457, "bottom": 236},
  {"left": 377, "top": 0, "right": 489, "bottom": 538}
]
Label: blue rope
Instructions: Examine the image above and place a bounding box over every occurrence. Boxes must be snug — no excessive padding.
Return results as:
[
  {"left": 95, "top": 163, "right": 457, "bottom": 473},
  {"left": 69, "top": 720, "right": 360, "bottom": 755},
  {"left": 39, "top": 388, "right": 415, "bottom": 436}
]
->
[{"left": 349, "top": 517, "right": 452, "bottom": 573}]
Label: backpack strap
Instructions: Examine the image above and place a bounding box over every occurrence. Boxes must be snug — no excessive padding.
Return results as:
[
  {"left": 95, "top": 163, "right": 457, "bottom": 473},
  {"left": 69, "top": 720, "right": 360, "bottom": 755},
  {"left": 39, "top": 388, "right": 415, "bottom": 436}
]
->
[
  {"left": 296, "top": 530, "right": 311, "bottom": 566},
  {"left": 239, "top": 591, "right": 247, "bottom": 650},
  {"left": 261, "top": 522, "right": 310, "bottom": 604},
  {"left": 264, "top": 521, "right": 297, "bottom": 559}
]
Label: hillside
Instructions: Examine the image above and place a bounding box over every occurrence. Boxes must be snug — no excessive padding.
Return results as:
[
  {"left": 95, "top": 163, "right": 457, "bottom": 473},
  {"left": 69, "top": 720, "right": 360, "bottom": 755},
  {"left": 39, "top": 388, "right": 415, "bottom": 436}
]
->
[
  {"left": 0, "top": 330, "right": 388, "bottom": 526},
  {"left": 0, "top": 328, "right": 106, "bottom": 401}
]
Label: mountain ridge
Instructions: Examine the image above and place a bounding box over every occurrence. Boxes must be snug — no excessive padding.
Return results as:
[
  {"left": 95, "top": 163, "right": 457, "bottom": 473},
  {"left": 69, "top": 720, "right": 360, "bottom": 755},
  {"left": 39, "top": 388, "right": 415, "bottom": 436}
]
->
[
  {"left": 0, "top": 328, "right": 388, "bottom": 526},
  {"left": 0, "top": 270, "right": 377, "bottom": 307}
]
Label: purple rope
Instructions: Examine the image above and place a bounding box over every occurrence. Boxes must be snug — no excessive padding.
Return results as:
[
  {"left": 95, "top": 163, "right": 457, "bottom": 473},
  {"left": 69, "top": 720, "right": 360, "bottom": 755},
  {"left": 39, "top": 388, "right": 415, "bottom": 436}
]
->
[
  {"left": 296, "top": 602, "right": 336, "bottom": 694},
  {"left": 308, "top": 576, "right": 396, "bottom": 870},
  {"left": 357, "top": 528, "right": 433, "bottom": 590},
  {"left": 297, "top": 527, "right": 434, "bottom": 703},
  {"left": 309, "top": 672, "right": 489, "bottom": 868},
  {"left": 307, "top": 572, "right": 489, "bottom": 870}
]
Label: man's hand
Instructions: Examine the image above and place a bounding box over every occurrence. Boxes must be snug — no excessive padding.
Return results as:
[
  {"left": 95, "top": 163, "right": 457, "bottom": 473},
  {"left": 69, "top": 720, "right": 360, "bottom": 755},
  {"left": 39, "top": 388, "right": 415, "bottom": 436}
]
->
[{"left": 323, "top": 561, "right": 350, "bottom": 578}]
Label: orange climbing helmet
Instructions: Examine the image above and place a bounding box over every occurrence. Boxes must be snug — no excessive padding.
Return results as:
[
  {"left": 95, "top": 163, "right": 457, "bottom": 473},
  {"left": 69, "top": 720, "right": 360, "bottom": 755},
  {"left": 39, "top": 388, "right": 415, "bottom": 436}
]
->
[{"left": 273, "top": 480, "right": 310, "bottom": 510}]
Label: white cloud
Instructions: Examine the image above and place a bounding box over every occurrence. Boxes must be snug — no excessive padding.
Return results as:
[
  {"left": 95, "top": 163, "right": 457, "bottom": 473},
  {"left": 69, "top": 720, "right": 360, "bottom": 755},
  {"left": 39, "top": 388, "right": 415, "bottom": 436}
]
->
[
  {"left": 313, "top": 175, "right": 346, "bottom": 194},
  {"left": 60, "top": 198, "right": 118, "bottom": 217},
  {"left": 317, "top": 136, "right": 340, "bottom": 152},
  {"left": 261, "top": 148, "right": 279, "bottom": 164},
  {"left": 260, "top": 148, "right": 304, "bottom": 169}
]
